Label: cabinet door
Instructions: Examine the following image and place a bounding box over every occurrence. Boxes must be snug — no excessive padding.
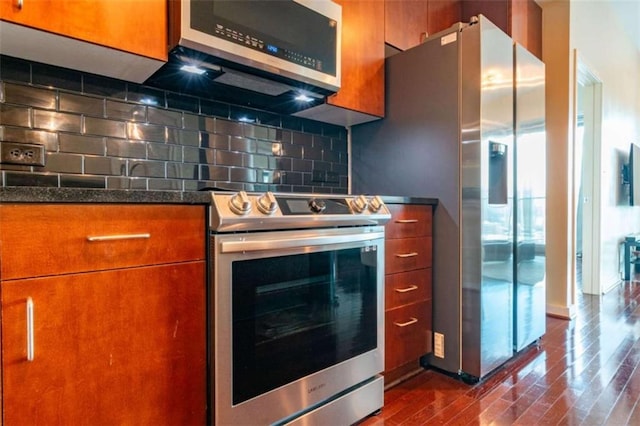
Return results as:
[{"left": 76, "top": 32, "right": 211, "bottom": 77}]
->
[
  {"left": 1, "top": 262, "right": 206, "bottom": 425},
  {"left": 385, "top": 0, "right": 429, "bottom": 51},
  {"left": 328, "top": 0, "right": 385, "bottom": 117},
  {"left": 0, "top": 0, "right": 167, "bottom": 60}
]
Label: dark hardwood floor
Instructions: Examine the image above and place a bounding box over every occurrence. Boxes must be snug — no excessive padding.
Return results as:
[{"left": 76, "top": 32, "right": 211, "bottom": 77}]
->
[{"left": 360, "top": 275, "right": 640, "bottom": 425}]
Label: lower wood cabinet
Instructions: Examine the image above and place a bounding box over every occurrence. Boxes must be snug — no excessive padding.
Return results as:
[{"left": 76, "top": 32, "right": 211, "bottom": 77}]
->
[
  {"left": 0, "top": 203, "right": 207, "bottom": 424},
  {"left": 383, "top": 202, "right": 434, "bottom": 386}
]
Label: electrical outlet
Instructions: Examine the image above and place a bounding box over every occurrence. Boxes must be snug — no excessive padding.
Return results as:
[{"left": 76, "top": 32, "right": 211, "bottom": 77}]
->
[
  {"left": 434, "top": 332, "right": 445, "bottom": 358},
  {"left": 0, "top": 142, "right": 46, "bottom": 166}
]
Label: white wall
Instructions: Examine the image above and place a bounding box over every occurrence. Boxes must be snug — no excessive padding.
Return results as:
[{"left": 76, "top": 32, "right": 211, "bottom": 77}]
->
[
  {"left": 541, "top": 0, "right": 640, "bottom": 316},
  {"left": 570, "top": 0, "right": 640, "bottom": 290}
]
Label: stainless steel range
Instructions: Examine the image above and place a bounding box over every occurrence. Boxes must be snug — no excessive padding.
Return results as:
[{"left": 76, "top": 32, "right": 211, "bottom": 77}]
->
[{"left": 208, "top": 191, "right": 390, "bottom": 425}]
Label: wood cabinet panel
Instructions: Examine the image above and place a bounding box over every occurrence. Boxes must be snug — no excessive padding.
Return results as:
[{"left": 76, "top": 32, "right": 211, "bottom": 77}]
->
[
  {"left": 385, "top": 204, "right": 433, "bottom": 238},
  {"left": 385, "top": 301, "right": 432, "bottom": 371},
  {"left": 385, "top": 236, "right": 432, "bottom": 274},
  {"left": 328, "top": 0, "right": 385, "bottom": 117},
  {"left": 427, "top": 0, "right": 462, "bottom": 35},
  {"left": 385, "top": 0, "right": 429, "bottom": 51},
  {"left": 0, "top": 204, "right": 205, "bottom": 280},
  {"left": 0, "top": 0, "right": 167, "bottom": 60},
  {"left": 386, "top": 269, "right": 431, "bottom": 311},
  {"left": 1, "top": 261, "right": 207, "bottom": 425}
]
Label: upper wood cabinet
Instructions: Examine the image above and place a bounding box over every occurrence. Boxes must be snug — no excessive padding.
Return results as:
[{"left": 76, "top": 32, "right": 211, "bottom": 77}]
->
[
  {"left": 461, "top": 0, "right": 542, "bottom": 59},
  {"left": 385, "top": 0, "right": 461, "bottom": 51},
  {"left": 0, "top": 0, "right": 167, "bottom": 60},
  {"left": 326, "top": 0, "right": 385, "bottom": 120}
]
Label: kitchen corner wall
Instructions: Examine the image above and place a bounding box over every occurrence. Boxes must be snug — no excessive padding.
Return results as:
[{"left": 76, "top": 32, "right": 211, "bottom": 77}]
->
[{"left": 0, "top": 55, "right": 348, "bottom": 193}]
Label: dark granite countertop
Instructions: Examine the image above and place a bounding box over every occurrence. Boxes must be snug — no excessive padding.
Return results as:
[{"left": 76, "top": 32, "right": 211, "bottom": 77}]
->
[
  {"left": 380, "top": 195, "right": 439, "bottom": 207},
  {"left": 0, "top": 187, "right": 212, "bottom": 205}
]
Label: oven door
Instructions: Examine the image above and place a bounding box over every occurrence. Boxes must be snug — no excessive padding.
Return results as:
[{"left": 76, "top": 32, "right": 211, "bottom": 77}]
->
[{"left": 212, "top": 226, "right": 385, "bottom": 425}]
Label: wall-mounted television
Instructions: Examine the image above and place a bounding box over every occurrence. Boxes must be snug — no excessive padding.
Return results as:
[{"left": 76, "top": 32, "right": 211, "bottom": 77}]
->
[{"left": 626, "top": 143, "right": 640, "bottom": 206}]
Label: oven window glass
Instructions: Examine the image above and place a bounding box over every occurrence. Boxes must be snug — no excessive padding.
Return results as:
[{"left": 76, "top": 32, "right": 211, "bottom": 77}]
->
[{"left": 232, "top": 247, "right": 378, "bottom": 405}]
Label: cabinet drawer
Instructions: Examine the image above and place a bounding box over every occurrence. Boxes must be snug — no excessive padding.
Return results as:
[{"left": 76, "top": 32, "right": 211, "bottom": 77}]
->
[
  {"left": 0, "top": 204, "right": 206, "bottom": 280},
  {"left": 385, "top": 301, "right": 432, "bottom": 372},
  {"left": 385, "top": 204, "right": 432, "bottom": 239},
  {"left": 385, "top": 237, "right": 432, "bottom": 274},
  {"left": 386, "top": 269, "right": 431, "bottom": 311}
]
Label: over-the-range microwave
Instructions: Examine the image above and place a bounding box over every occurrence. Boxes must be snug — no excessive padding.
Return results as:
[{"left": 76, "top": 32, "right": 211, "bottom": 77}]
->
[{"left": 146, "top": 0, "right": 342, "bottom": 115}]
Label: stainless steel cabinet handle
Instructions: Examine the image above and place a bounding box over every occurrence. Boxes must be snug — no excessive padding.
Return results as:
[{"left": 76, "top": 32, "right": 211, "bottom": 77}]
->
[
  {"left": 17, "top": 0, "right": 23, "bottom": 9},
  {"left": 395, "top": 285, "right": 419, "bottom": 293},
  {"left": 394, "top": 317, "right": 418, "bottom": 327},
  {"left": 87, "top": 233, "right": 151, "bottom": 242},
  {"left": 395, "top": 219, "right": 418, "bottom": 223},
  {"left": 26, "top": 297, "right": 34, "bottom": 361},
  {"left": 395, "top": 252, "right": 418, "bottom": 258}
]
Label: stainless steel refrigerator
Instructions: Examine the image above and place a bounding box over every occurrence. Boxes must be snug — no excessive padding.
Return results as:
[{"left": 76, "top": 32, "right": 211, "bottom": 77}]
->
[{"left": 351, "top": 15, "right": 546, "bottom": 381}]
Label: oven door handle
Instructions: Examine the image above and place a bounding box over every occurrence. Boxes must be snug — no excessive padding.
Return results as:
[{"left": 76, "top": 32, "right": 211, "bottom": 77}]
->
[{"left": 220, "top": 231, "right": 385, "bottom": 253}]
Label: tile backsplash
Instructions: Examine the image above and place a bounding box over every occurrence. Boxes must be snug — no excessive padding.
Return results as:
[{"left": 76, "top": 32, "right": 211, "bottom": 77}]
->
[{"left": 0, "top": 55, "right": 348, "bottom": 193}]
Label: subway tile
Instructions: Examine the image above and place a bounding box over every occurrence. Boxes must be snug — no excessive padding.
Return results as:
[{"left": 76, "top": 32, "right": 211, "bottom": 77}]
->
[
  {"left": 60, "top": 174, "right": 106, "bottom": 188},
  {"left": 127, "top": 84, "right": 165, "bottom": 107},
  {"left": 148, "top": 178, "right": 183, "bottom": 191},
  {"left": 323, "top": 124, "right": 347, "bottom": 139},
  {"left": 230, "top": 167, "right": 256, "bottom": 183},
  {"left": 201, "top": 148, "right": 215, "bottom": 165},
  {"left": 303, "top": 146, "right": 323, "bottom": 161},
  {"left": 0, "top": 127, "right": 58, "bottom": 151},
  {"left": 200, "top": 165, "right": 229, "bottom": 181},
  {"left": 276, "top": 129, "right": 292, "bottom": 144},
  {"left": 216, "top": 150, "right": 244, "bottom": 167},
  {"left": 166, "top": 92, "right": 199, "bottom": 113},
  {"left": 166, "top": 127, "right": 180, "bottom": 144},
  {"left": 128, "top": 160, "right": 165, "bottom": 178},
  {"left": 215, "top": 118, "right": 243, "bottom": 137},
  {"left": 0, "top": 104, "right": 31, "bottom": 127},
  {"left": 292, "top": 131, "right": 313, "bottom": 148},
  {"left": 201, "top": 132, "right": 228, "bottom": 149},
  {"left": 5, "top": 171, "right": 58, "bottom": 187},
  {"left": 257, "top": 141, "right": 280, "bottom": 156},
  {"left": 230, "top": 137, "right": 256, "bottom": 153},
  {"left": 282, "top": 171, "right": 303, "bottom": 185},
  {"left": 83, "top": 74, "right": 127, "bottom": 99},
  {"left": 292, "top": 159, "right": 312, "bottom": 172},
  {"left": 183, "top": 180, "right": 200, "bottom": 191},
  {"left": 313, "top": 135, "right": 331, "bottom": 150},
  {"left": 85, "top": 156, "right": 126, "bottom": 176},
  {"left": 332, "top": 137, "right": 348, "bottom": 152},
  {"left": 60, "top": 92, "right": 105, "bottom": 117},
  {"left": 245, "top": 154, "right": 268, "bottom": 169},
  {"left": 127, "top": 122, "right": 166, "bottom": 142},
  {"left": 183, "top": 146, "right": 202, "bottom": 163},
  {"left": 59, "top": 133, "right": 105, "bottom": 155},
  {"left": 0, "top": 56, "right": 31, "bottom": 83},
  {"left": 281, "top": 143, "right": 303, "bottom": 158},
  {"left": 313, "top": 161, "right": 331, "bottom": 172},
  {"left": 281, "top": 116, "right": 304, "bottom": 132},
  {"left": 148, "top": 107, "right": 182, "bottom": 127},
  {"left": 33, "top": 110, "right": 81, "bottom": 133},
  {"left": 147, "top": 143, "right": 182, "bottom": 162},
  {"left": 0, "top": 161, "right": 32, "bottom": 172},
  {"left": 183, "top": 113, "right": 204, "bottom": 130},
  {"left": 271, "top": 157, "right": 292, "bottom": 170},
  {"left": 106, "top": 176, "right": 148, "bottom": 190},
  {"left": 3, "top": 83, "right": 56, "bottom": 109},
  {"left": 106, "top": 138, "right": 147, "bottom": 159},
  {"left": 106, "top": 100, "right": 146, "bottom": 121},
  {"left": 200, "top": 99, "right": 229, "bottom": 119},
  {"left": 84, "top": 117, "right": 127, "bottom": 138},
  {"left": 167, "top": 163, "right": 198, "bottom": 179},
  {"left": 323, "top": 149, "right": 340, "bottom": 163},
  {"left": 179, "top": 129, "right": 200, "bottom": 146},
  {"left": 45, "top": 152, "right": 83, "bottom": 173},
  {"left": 301, "top": 119, "right": 323, "bottom": 135},
  {"left": 32, "top": 63, "right": 82, "bottom": 92},
  {"left": 333, "top": 163, "right": 348, "bottom": 176}
]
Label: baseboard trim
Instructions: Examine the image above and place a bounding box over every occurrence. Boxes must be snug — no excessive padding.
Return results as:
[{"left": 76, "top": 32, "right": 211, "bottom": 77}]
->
[{"left": 546, "top": 303, "right": 577, "bottom": 320}]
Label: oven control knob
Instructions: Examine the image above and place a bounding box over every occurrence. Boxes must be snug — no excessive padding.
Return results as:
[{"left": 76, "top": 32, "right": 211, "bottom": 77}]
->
[
  {"left": 308, "top": 198, "right": 326, "bottom": 213},
  {"left": 257, "top": 191, "right": 278, "bottom": 215},
  {"left": 368, "top": 195, "right": 384, "bottom": 212},
  {"left": 351, "top": 195, "right": 368, "bottom": 213},
  {"left": 229, "top": 191, "right": 252, "bottom": 215}
]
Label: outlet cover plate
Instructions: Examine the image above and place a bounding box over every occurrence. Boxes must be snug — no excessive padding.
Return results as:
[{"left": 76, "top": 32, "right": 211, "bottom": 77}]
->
[{"left": 0, "top": 142, "right": 46, "bottom": 166}]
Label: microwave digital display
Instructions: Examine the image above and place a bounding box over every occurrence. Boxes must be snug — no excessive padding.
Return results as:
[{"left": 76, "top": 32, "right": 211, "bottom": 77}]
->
[{"left": 191, "top": 0, "right": 338, "bottom": 77}]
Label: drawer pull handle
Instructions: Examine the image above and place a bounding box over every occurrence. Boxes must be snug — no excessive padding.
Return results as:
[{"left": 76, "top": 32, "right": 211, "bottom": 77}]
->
[
  {"left": 396, "top": 252, "right": 418, "bottom": 258},
  {"left": 17, "top": 0, "right": 23, "bottom": 9},
  {"left": 395, "top": 285, "right": 419, "bottom": 293},
  {"left": 394, "top": 317, "right": 418, "bottom": 327},
  {"left": 87, "top": 233, "right": 151, "bottom": 242},
  {"left": 26, "top": 297, "right": 34, "bottom": 362},
  {"left": 395, "top": 219, "right": 419, "bottom": 224}
]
